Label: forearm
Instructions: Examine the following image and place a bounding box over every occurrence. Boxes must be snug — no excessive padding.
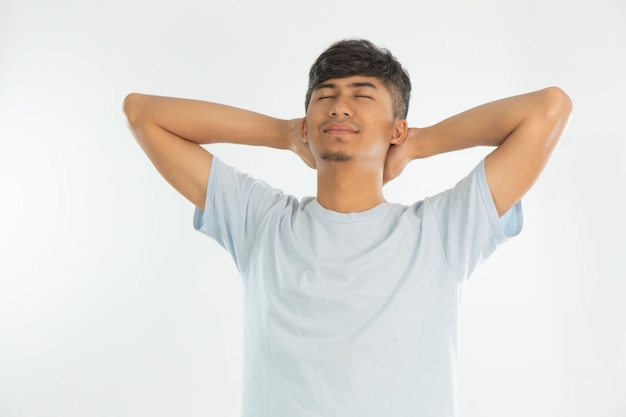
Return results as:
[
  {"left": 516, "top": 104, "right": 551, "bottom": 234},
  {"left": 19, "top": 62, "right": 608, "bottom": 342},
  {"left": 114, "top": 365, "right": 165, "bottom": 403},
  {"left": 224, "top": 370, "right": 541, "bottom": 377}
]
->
[
  {"left": 123, "top": 93, "right": 294, "bottom": 149},
  {"left": 413, "top": 87, "right": 571, "bottom": 158}
]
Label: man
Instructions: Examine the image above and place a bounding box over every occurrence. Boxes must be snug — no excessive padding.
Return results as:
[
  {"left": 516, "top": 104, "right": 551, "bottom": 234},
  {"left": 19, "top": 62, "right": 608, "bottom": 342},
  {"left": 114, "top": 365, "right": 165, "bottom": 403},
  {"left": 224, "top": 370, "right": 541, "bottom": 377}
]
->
[{"left": 124, "top": 39, "right": 572, "bottom": 417}]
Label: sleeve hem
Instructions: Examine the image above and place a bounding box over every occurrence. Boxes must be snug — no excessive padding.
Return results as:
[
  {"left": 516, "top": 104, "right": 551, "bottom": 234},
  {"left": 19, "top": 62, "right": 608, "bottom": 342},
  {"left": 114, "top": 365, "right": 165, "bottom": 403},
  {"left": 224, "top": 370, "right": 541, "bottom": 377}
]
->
[
  {"left": 192, "top": 157, "right": 221, "bottom": 237},
  {"left": 477, "top": 159, "right": 524, "bottom": 240}
]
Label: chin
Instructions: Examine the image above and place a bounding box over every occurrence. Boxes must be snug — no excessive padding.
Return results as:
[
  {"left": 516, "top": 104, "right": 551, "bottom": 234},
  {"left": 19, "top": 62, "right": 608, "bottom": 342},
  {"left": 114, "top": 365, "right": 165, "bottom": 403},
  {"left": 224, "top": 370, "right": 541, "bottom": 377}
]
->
[{"left": 320, "top": 150, "right": 352, "bottom": 162}]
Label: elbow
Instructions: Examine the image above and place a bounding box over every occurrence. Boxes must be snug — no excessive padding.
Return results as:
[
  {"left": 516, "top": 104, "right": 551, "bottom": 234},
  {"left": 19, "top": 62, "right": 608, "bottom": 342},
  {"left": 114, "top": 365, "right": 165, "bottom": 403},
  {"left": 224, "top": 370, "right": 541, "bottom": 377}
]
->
[
  {"left": 536, "top": 87, "right": 572, "bottom": 151},
  {"left": 123, "top": 93, "right": 147, "bottom": 128}
]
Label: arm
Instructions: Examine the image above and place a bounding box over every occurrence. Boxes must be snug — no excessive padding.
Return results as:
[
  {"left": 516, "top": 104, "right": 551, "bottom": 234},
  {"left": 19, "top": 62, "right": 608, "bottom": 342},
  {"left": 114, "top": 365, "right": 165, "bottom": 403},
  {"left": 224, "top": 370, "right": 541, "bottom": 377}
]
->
[
  {"left": 384, "top": 87, "right": 572, "bottom": 216},
  {"left": 123, "top": 93, "right": 313, "bottom": 210}
]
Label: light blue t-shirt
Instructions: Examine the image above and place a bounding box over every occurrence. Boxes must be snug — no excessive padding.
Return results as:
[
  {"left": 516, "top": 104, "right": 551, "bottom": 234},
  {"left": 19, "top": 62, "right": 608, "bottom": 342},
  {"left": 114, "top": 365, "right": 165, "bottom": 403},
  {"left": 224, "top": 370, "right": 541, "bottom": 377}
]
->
[{"left": 194, "top": 157, "right": 522, "bottom": 417}]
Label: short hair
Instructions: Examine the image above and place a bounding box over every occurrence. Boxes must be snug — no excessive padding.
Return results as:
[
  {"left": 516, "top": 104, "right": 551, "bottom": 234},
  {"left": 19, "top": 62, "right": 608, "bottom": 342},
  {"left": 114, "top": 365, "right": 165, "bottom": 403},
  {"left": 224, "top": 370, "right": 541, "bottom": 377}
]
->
[{"left": 305, "top": 39, "right": 411, "bottom": 120}]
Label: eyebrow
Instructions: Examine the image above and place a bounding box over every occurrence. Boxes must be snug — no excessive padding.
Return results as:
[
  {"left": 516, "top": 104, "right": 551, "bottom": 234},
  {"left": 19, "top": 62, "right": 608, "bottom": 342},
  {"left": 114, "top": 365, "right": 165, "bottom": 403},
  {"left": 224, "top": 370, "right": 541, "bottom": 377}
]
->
[{"left": 315, "top": 81, "right": 379, "bottom": 91}]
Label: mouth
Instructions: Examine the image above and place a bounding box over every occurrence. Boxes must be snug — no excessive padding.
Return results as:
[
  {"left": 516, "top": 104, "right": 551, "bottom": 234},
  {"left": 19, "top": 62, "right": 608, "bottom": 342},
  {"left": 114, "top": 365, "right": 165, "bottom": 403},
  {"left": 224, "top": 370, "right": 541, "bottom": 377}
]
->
[{"left": 322, "top": 122, "right": 358, "bottom": 135}]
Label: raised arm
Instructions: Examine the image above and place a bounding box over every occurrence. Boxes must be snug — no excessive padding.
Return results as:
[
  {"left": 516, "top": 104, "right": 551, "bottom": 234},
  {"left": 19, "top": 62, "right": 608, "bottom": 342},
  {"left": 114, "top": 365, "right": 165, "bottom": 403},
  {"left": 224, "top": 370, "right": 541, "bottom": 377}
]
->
[
  {"left": 385, "top": 87, "right": 572, "bottom": 216},
  {"left": 123, "top": 94, "right": 313, "bottom": 210}
]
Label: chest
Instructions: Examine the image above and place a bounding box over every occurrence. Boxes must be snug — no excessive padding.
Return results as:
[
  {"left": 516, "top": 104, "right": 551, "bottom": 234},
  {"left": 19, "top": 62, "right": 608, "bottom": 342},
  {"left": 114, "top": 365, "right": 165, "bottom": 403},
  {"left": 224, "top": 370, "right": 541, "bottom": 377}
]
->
[{"left": 244, "top": 212, "right": 461, "bottom": 344}]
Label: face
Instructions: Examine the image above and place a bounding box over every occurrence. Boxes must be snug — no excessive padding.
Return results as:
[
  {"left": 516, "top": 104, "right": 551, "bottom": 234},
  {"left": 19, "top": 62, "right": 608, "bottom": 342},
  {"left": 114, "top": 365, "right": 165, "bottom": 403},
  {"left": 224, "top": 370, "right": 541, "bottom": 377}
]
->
[{"left": 303, "top": 76, "right": 407, "bottom": 165}]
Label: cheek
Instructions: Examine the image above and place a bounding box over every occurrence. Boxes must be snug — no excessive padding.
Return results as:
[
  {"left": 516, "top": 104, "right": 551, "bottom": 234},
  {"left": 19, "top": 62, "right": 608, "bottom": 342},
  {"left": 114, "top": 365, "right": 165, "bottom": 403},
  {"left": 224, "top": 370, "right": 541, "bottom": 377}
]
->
[
  {"left": 304, "top": 120, "right": 318, "bottom": 142},
  {"left": 368, "top": 120, "right": 395, "bottom": 141},
  {"left": 303, "top": 114, "right": 319, "bottom": 139}
]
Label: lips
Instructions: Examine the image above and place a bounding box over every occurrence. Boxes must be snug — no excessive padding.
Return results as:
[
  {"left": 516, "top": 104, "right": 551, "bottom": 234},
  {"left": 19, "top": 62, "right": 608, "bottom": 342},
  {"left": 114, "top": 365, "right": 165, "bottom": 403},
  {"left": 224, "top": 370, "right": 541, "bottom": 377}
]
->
[{"left": 323, "top": 123, "right": 358, "bottom": 134}]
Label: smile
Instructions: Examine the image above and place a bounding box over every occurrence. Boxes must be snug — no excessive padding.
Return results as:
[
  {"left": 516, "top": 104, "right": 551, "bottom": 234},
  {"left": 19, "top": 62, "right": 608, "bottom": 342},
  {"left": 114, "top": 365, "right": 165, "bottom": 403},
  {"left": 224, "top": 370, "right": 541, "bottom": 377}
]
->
[{"left": 323, "top": 123, "right": 358, "bottom": 134}]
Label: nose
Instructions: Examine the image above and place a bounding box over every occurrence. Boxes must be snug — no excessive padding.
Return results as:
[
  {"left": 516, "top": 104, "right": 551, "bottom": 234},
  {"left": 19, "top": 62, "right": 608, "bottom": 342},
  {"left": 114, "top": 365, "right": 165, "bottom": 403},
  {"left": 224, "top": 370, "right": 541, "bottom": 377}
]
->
[{"left": 329, "top": 96, "right": 352, "bottom": 118}]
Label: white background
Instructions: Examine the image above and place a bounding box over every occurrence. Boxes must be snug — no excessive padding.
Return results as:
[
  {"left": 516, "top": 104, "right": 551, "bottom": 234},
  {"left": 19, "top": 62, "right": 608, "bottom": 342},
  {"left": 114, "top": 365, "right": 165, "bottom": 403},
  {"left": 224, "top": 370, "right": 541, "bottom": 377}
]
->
[{"left": 1, "top": 0, "right": 625, "bottom": 416}]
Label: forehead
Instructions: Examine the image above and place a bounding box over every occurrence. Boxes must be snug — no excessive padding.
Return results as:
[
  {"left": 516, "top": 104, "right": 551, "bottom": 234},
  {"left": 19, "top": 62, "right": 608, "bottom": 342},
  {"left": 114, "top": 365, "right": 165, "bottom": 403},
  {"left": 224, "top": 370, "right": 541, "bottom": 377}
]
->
[{"left": 314, "top": 75, "right": 388, "bottom": 91}]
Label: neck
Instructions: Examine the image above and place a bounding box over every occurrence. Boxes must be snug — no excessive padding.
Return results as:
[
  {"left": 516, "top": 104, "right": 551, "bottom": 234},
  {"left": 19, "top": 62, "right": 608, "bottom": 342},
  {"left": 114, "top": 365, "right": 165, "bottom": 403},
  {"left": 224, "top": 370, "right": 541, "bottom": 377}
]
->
[{"left": 315, "top": 162, "right": 385, "bottom": 213}]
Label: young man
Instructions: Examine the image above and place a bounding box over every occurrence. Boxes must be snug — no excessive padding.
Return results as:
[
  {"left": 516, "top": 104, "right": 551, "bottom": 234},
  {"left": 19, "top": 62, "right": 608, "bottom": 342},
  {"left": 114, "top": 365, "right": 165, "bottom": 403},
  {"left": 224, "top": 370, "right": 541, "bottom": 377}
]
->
[{"left": 124, "top": 39, "right": 571, "bottom": 417}]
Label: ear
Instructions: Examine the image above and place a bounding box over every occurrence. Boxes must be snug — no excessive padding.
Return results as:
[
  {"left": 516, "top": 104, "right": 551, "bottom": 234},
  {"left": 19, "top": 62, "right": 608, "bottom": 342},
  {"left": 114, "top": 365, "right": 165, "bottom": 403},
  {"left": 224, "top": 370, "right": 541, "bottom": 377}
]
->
[
  {"left": 301, "top": 118, "right": 308, "bottom": 144},
  {"left": 390, "top": 119, "right": 409, "bottom": 145}
]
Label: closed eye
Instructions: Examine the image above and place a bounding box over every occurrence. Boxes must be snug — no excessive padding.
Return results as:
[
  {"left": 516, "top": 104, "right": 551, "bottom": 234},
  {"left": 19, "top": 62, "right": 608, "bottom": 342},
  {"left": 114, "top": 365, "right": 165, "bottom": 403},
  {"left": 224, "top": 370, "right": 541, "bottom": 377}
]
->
[{"left": 356, "top": 95, "right": 373, "bottom": 99}]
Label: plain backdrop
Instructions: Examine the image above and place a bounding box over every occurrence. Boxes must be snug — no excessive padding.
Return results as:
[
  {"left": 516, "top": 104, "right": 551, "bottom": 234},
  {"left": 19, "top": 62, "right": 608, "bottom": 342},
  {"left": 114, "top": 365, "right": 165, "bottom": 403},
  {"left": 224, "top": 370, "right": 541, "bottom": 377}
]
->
[{"left": 1, "top": 0, "right": 625, "bottom": 416}]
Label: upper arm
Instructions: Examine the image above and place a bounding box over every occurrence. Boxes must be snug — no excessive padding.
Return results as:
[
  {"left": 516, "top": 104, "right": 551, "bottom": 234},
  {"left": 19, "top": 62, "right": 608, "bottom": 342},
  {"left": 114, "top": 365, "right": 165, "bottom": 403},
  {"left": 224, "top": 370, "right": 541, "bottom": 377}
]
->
[
  {"left": 124, "top": 93, "right": 213, "bottom": 210},
  {"left": 484, "top": 87, "right": 572, "bottom": 216}
]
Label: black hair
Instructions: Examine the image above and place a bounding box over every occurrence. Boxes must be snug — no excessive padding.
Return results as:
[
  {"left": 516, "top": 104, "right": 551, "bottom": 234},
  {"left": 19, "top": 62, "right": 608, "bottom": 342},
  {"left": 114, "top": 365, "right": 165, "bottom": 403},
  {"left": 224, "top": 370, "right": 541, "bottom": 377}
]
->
[{"left": 305, "top": 39, "right": 411, "bottom": 119}]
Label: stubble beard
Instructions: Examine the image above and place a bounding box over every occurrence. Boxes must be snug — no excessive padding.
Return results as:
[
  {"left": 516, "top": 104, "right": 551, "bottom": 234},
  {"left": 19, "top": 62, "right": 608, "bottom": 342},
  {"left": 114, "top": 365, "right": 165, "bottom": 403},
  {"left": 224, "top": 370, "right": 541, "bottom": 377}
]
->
[{"left": 320, "top": 150, "right": 352, "bottom": 162}]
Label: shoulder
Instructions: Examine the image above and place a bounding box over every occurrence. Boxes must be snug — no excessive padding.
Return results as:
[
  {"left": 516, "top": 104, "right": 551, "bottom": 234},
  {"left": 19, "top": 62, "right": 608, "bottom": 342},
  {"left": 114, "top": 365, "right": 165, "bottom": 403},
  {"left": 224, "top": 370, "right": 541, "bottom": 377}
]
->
[
  {"left": 198, "top": 156, "right": 302, "bottom": 229},
  {"left": 424, "top": 160, "right": 488, "bottom": 210},
  {"left": 210, "top": 157, "right": 287, "bottom": 201}
]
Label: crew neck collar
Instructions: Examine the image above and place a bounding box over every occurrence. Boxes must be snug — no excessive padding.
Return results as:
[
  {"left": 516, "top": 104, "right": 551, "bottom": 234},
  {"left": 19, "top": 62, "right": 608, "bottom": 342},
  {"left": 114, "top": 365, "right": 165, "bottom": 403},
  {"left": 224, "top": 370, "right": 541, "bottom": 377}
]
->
[{"left": 308, "top": 198, "right": 390, "bottom": 223}]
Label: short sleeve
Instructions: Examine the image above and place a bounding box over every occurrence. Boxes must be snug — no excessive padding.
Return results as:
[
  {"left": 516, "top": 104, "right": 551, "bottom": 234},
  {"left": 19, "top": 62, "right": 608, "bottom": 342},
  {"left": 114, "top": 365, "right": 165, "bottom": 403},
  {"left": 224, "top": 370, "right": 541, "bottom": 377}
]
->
[
  {"left": 425, "top": 159, "right": 523, "bottom": 281},
  {"left": 193, "top": 157, "right": 286, "bottom": 272}
]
